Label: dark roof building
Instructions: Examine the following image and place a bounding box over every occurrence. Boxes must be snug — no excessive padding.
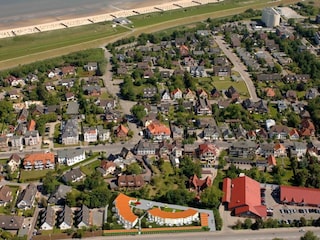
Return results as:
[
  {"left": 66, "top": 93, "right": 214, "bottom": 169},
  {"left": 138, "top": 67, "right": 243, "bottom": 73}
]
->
[
  {"left": 0, "top": 215, "right": 24, "bottom": 230},
  {"left": 222, "top": 175, "right": 267, "bottom": 218}
]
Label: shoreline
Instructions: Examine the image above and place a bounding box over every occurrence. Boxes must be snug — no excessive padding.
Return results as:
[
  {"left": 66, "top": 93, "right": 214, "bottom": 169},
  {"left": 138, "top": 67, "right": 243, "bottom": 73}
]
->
[{"left": 0, "top": 0, "right": 218, "bottom": 38}]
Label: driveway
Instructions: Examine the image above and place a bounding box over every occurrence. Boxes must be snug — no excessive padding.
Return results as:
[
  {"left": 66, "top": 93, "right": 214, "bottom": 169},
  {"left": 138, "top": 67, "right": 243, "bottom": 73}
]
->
[{"left": 214, "top": 36, "right": 259, "bottom": 102}]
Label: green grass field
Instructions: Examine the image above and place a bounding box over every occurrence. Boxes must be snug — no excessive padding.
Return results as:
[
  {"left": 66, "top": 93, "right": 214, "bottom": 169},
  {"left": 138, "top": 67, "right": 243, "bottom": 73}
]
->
[
  {"left": 0, "top": 0, "right": 300, "bottom": 69},
  {"left": 20, "top": 169, "right": 54, "bottom": 181}
]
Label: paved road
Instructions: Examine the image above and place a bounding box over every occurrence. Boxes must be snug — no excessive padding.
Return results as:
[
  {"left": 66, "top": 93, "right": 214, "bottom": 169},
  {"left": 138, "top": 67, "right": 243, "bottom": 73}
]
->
[
  {"left": 214, "top": 36, "right": 259, "bottom": 102},
  {"left": 78, "top": 227, "right": 320, "bottom": 240}
]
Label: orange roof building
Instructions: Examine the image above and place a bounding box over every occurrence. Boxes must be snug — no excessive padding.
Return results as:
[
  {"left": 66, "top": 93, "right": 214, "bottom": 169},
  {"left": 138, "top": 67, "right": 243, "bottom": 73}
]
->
[
  {"left": 148, "top": 207, "right": 198, "bottom": 226},
  {"left": 280, "top": 185, "right": 320, "bottom": 207},
  {"left": 267, "top": 155, "right": 277, "bottom": 166},
  {"left": 146, "top": 122, "right": 171, "bottom": 142},
  {"left": 23, "top": 152, "right": 55, "bottom": 170},
  {"left": 222, "top": 175, "right": 267, "bottom": 218},
  {"left": 116, "top": 124, "right": 129, "bottom": 138},
  {"left": 113, "top": 193, "right": 138, "bottom": 229},
  {"left": 265, "top": 88, "right": 275, "bottom": 97},
  {"left": 27, "top": 120, "right": 36, "bottom": 131}
]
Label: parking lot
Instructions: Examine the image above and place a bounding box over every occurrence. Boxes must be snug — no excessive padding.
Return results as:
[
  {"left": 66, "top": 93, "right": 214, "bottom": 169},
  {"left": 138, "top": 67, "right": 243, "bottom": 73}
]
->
[{"left": 263, "top": 185, "right": 320, "bottom": 224}]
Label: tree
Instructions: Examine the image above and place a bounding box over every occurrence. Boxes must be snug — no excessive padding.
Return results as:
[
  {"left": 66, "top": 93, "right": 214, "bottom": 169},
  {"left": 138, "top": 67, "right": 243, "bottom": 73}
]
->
[
  {"left": 243, "top": 218, "right": 252, "bottom": 229},
  {"left": 42, "top": 172, "right": 59, "bottom": 194},
  {"left": 179, "top": 156, "right": 201, "bottom": 178},
  {"left": 130, "top": 104, "right": 146, "bottom": 122},
  {"left": 162, "top": 188, "right": 194, "bottom": 206},
  {"left": 126, "top": 162, "right": 142, "bottom": 175},
  {"left": 300, "top": 231, "right": 319, "bottom": 240}
]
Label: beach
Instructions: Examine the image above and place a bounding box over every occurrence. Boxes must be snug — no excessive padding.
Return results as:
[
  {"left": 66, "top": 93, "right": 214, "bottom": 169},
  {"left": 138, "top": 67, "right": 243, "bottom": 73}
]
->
[{"left": 0, "top": 0, "right": 219, "bottom": 39}]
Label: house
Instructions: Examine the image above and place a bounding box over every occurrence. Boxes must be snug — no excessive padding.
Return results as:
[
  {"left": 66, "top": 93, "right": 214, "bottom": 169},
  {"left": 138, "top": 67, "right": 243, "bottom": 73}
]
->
[
  {"left": 286, "top": 90, "right": 297, "bottom": 102},
  {"left": 48, "top": 185, "right": 72, "bottom": 205},
  {"left": 197, "top": 89, "right": 208, "bottom": 99},
  {"left": 300, "top": 119, "right": 315, "bottom": 137},
  {"left": 61, "top": 66, "right": 76, "bottom": 76},
  {"left": 57, "top": 205, "right": 73, "bottom": 230},
  {"left": 231, "top": 36, "right": 241, "bottom": 47},
  {"left": 61, "top": 119, "right": 79, "bottom": 145},
  {"left": 184, "top": 89, "right": 196, "bottom": 101},
  {"left": 269, "top": 125, "right": 290, "bottom": 140},
  {"left": 277, "top": 100, "right": 287, "bottom": 113},
  {"left": 0, "top": 215, "right": 24, "bottom": 231},
  {"left": 117, "top": 175, "right": 145, "bottom": 189},
  {"left": 226, "top": 86, "right": 240, "bottom": 101},
  {"left": 66, "top": 102, "right": 79, "bottom": 115},
  {"left": 146, "top": 122, "right": 171, "bottom": 142},
  {"left": 23, "top": 152, "right": 55, "bottom": 170},
  {"left": 84, "top": 62, "right": 98, "bottom": 71},
  {"left": 222, "top": 175, "right": 267, "bottom": 218},
  {"left": 265, "top": 88, "right": 276, "bottom": 98},
  {"left": 196, "top": 98, "right": 212, "bottom": 115},
  {"left": 274, "top": 143, "right": 287, "bottom": 157},
  {"left": 289, "top": 128, "right": 300, "bottom": 140},
  {"left": 190, "top": 66, "right": 206, "bottom": 77},
  {"left": 113, "top": 193, "right": 138, "bottom": 229},
  {"left": 57, "top": 148, "right": 86, "bottom": 166},
  {"left": 65, "top": 92, "right": 75, "bottom": 102},
  {"left": 97, "top": 126, "right": 110, "bottom": 142},
  {"left": 62, "top": 168, "right": 85, "bottom": 183},
  {"left": 17, "top": 108, "right": 29, "bottom": 123},
  {"left": 198, "top": 143, "right": 219, "bottom": 165},
  {"left": 0, "top": 185, "right": 12, "bottom": 206},
  {"left": 134, "top": 140, "right": 158, "bottom": 155},
  {"left": 259, "top": 143, "right": 274, "bottom": 157},
  {"left": 97, "top": 160, "right": 116, "bottom": 177},
  {"left": 83, "top": 127, "right": 98, "bottom": 142},
  {"left": 213, "top": 66, "right": 231, "bottom": 77},
  {"left": 229, "top": 141, "right": 257, "bottom": 159},
  {"left": 147, "top": 208, "right": 199, "bottom": 226},
  {"left": 171, "top": 125, "right": 184, "bottom": 140},
  {"left": 242, "top": 99, "right": 268, "bottom": 113},
  {"left": 279, "top": 185, "right": 320, "bottom": 207},
  {"left": 7, "top": 154, "right": 21, "bottom": 172},
  {"left": 189, "top": 174, "right": 212, "bottom": 194},
  {"left": 10, "top": 135, "right": 23, "bottom": 149},
  {"left": 83, "top": 85, "right": 101, "bottom": 96},
  {"left": 305, "top": 88, "right": 319, "bottom": 100},
  {"left": 161, "top": 90, "right": 171, "bottom": 101},
  {"left": 24, "top": 130, "right": 40, "bottom": 146},
  {"left": 99, "top": 99, "right": 117, "bottom": 110},
  {"left": 16, "top": 183, "right": 37, "bottom": 209},
  {"left": 27, "top": 119, "right": 36, "bottom": 131},
  {"left": 179, "top": 45, "right": 189, "bottom": 56},
  {"left": 7, "top": 89, "right": 21, "bottom": 100},
  {"left": 211, "top": 88, "right": 221, "bottom": 99},
  {"left": 0, "top": 136, "right": 8, "bottom": 151},
  {"left": 61, "top": 78, "right": 75, "bottom": 88},
  {"left": 116, "top": 124, "right": 129, "bottom": 138},
  {"left": 143, "top": 87, "right": 157, "bottom": 98},
  {"left": 257, "top": 73, "right": 281, "bottom": 82},
  {"left": 267, "top": 155, "right": 277, "bottom": 168},
  {"left": 171, "top": 88, "right": 183, "bottom": 100},
  {"left": 75, "top": 205, "right": 90, "bottom": 228},
  {"left": 39, "top": 206, "right": 55, "bottom": 230},
  {"left": 291, "top": 142, "right": 307, "bottom": 158},
  {"left": 202, "top": 126, "right": 220, "bottom": 140}
]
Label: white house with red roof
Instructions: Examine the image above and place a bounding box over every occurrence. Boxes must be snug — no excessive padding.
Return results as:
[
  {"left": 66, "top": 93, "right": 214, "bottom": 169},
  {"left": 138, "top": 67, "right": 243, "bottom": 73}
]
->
[
  {"left": 146, "top": 122, "right": 171, "bottom": 142},
  {"left": 147, "top": 208, "right": 199, "bottom": 226},
  {"left": 83, "top": 127, "right": 98, "bottom": 143},
  {"left": 113, "top": 193, "right": 138, "bottom": 229},
  {"left": 171, "top": 88, "right": 183, "bottom": 100},
  {"left": 198, "top": 143, "right": 219, "bottom": 165}
]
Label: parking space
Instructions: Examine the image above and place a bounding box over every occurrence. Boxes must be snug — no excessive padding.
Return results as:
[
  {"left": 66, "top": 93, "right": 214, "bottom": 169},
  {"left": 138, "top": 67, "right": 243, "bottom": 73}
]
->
[{"left": 263, "top": 185, "right": 320, "bottom": 224}]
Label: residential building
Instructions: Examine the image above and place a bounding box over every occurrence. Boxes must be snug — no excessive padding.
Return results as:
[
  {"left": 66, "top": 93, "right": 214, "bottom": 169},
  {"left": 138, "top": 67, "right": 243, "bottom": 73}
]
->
[
  {"left": 24, "top": 130, "right": 40, "bottom": 146},
  {"left": 262, "top": 7, "right": 280, "bottom": 28},
  {"left": 10, "top": 135, "right": 23, "bottom": 149},
  {"left": 62, "top": 168, "right": 85, "bottom": 183},
  {"left": 274, "top": 143, "right": 287, "bottom": 157},
  {"left": 161, "top": 90, "right": 171, "bottom": 101},
  {"left": 7, "top": 154, "right": 21, "bottom": 172},
  {"left": 48, "top": 185, "right": 72, "bottom": 205},
  {"left": 184, "top": 89, "right": 196, "bottom": 101},
  {"left": 97, "top": 160, "right": 116, "bottom": 177},
  {"left": 229, "top": 141, "right": 257, "bottom": 159},
  {"left": 269, "top": 125, "right": 290, "bottom": 140},
  {"left": 196, "top": 98, "right": 212, "bottom": 115},
  {"left": 289, "top": 128, "right": 300, "bottom": 140},
  {"left": 39, "top": 206, "right": 55, "bottom": 230},
  {"left": 57, "top": 205, "right": 73, "bottom": 230},
  {"left": 226, "top": 86, "right": 240, "bottom": 101},
  {"left": 23, "top": 152, "right": 55, "bottom": 170},
  {"left": 75, "top": 205, "right": 90, "bottom": 228},
  {"left": 171, "top": 88, "right": 183, "bottom": 100},
  {"left": 84, "top": 62, "right": 98, "bottom": 71},
  {"left": 0, "top": 136, "right": 8, "bottom": 151},
  {"left": 0, "top": 216, "right": 23, "bottom": 231},
  {"left": 97, "top": 126, "right": 110, "bottom": 142},
  {"left": 134, "top": 140, "right": 158, "bottom": 155},
  {"left": 113, "top": 193, "right": 138, "bottom": 229},
  {"left": 17, "top": 183, "right": 37, "bottom": 209},
  {"left": 147, "top": 208, "right": 199, "bottom": 226},
  {"left": 280, "top": 185, "right": 320, "bottom": 207},
  {"left": 146, "top": 122, "right": 171, "bottom": 142},
  {"left": 189, "top": 174, "right": 212, "bottom": 195},
  {"left": 66, "top": 102, "right": 79, "bottom": 115},
  {"left": 61, "top": 119, "right": 79, "bottom": 145},
  {"left": 83, "top": 127, "right": 98, "bottom": 142},
  {"left": 291, "top": 142, "right": 307, "bottom": 158},
  {"left": 198, "top": 143, "right": 219, "bottom": 165},
  {"left": 0, "top": 185, "right": 12, "bottom": 206},
  {"left": 300, "top": 119, "right": 315, "bottom": 137},
  {"left": 116, "top": 124, "right": 129, "bottom": 138},
  {"left": 213, "top": 66, "right": 231, "bottom": 77},
  {"left": 57, "top": 148, "right": 86, "bottom": 166},
  {"left": 117, "top": 175, "right": 145, "bottom": 189},
  {"left": 202, "top": 126, "right": 220, "bottom": 141},
  {"left": 222, "top": 175, "right": 267, "bottom": 218}
]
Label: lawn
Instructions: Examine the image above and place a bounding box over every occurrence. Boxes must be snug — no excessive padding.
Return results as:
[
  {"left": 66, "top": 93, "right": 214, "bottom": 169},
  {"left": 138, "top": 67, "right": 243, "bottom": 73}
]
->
[
  {"left": 20, "top": 169, "right": 54, "bottom": 181},
  {"left": 80, "top": 160, "right": 100, "bottom": 176},
  {"left": 0, "top": 0, "right": 300, "bottom": 69},
  {"left": 198, "top": 77, "right": 249, "bottom": 97}
]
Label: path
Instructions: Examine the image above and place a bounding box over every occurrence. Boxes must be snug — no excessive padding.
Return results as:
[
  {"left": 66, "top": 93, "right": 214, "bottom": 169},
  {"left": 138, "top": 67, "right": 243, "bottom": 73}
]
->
[{"left": 214, "top": 36, "right": 259, "bottom": 102}]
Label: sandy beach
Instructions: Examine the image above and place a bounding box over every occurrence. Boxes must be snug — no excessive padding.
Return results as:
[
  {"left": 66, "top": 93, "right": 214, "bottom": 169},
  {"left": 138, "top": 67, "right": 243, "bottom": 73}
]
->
[{"left": 0, "top": 0, "right": 219, "bottom": 38}]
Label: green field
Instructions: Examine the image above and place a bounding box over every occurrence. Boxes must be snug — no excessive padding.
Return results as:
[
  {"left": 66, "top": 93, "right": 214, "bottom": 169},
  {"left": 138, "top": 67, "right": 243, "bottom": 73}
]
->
[
  {"left": 0, "top": 0, "right": 300, "bottom": 69},
  {"left": 20, "top": 169, "right": 54, "bottom": 181}
]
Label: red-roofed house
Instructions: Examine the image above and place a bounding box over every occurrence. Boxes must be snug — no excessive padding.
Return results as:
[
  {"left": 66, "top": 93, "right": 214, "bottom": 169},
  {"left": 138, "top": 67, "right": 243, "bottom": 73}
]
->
[
  {"left": 116, "top": 125, "right": 129, "bottom": 139},
  {"left": 289, "top": 128, "right": 300, "bottom": 140},
  {"left": 274, "top": 143, "right": 286, "bottom": 157},
  {"left": 280, "top": 185, "right": 320, "bottom": 207},
  {"left": 265, "top": 88, "right": 275, "bottom": 98},
  {"left": 189, "top": 174, "right": 212, "bottom": 195},
  {"left": 27, "top": 120, "right": 36, "bottom": 131},
  {"left": 300, "top": 119, "right": 315, "bottom": 137},
  {"left": 198, "top": 143, "right": 219, "bottom": 165},
  {"left": 222, "top": 175, "right": 267, "bottom": 218},
  {"left": 146, "top": 122, "right": 171, "bottom": 142},
  {"left": 171, "top": 88, "right": 183, "bottom": 100},
  {"left": 267, "top": 155, "right": 277, "bottom": 167},
  {"left": 179, "top": 45, "right": 189, "bottom": 56},
  {"left": 147, "top": 208, "right": 198, "bottom": 226},
  {"left": 113, "top": 193, "right": 138, "bottom": 229}
]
